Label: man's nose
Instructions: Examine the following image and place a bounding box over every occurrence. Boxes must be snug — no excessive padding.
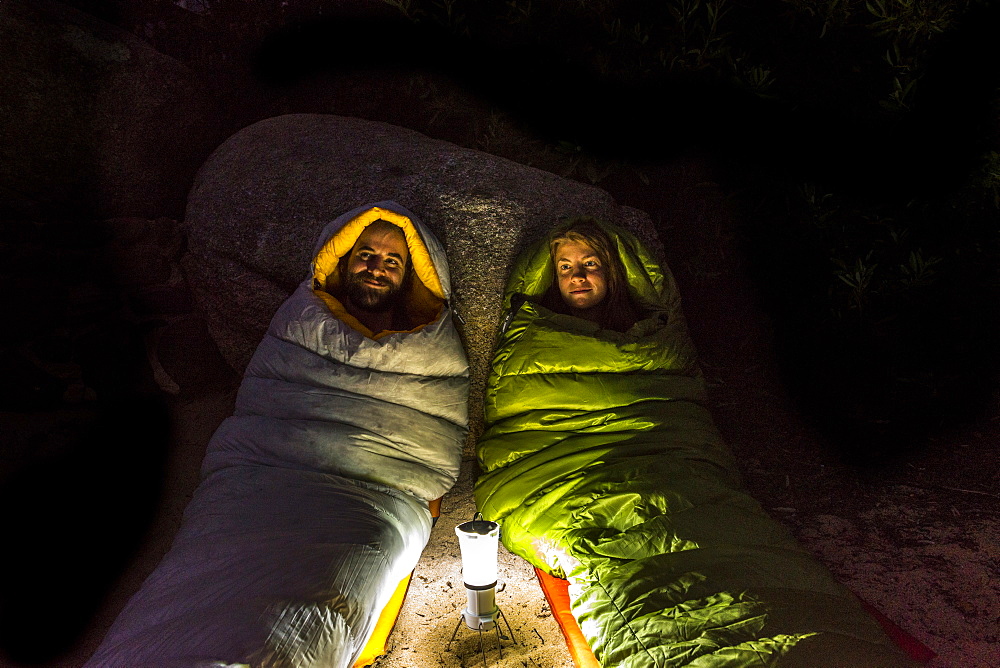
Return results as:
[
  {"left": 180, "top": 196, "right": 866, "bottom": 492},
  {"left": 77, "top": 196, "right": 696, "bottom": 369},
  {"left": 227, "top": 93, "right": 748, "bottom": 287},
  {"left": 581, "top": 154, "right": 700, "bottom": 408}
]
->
[{"left": 367, "top": 257, "right": 386, "bottom": 274}]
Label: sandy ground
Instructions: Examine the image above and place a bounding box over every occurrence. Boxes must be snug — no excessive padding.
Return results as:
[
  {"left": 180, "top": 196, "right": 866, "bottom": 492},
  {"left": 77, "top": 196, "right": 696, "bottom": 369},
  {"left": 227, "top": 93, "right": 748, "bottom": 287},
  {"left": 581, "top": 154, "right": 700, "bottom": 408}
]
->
[
  {"left": 64, "top": 379, "right": 996, "bottom": 668},
  {"left": 375, "top": 455, "right": 576, "bottom": 668}
]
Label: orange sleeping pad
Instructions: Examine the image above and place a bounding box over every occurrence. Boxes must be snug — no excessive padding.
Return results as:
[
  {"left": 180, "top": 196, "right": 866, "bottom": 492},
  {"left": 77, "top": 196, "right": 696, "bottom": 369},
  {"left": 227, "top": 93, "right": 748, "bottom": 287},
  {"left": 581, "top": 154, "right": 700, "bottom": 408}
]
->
[{"left": 533, "top": 567, "right": 936, "bottom": 667}]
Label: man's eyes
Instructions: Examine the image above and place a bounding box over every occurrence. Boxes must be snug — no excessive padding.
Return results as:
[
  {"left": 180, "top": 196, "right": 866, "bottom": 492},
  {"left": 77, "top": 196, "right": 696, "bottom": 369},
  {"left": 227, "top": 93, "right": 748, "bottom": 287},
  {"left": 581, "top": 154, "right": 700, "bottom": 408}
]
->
[{"left": 356, "top": 252, "right": 400, "bottom": 267}]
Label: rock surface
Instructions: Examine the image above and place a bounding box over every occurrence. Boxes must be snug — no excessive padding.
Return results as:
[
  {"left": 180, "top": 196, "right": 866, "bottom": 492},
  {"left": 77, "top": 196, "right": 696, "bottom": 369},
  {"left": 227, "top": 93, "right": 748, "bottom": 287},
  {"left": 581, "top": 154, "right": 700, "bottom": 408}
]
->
[
  {"left": 182, "top": 112, "right": 663, "bottom": 444},
  {"left": 0, "top": 0, "right": 222, "bottom": 220}
]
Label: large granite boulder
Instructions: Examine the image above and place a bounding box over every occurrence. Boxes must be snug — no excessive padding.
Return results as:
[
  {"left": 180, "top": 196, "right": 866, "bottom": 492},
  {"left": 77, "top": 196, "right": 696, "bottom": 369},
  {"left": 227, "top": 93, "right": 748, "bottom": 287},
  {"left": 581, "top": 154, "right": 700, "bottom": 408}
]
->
[
  {"left": 0, "top": 0, "right": 222, "bottom": 220},
  {"left": 182, "top": 113, "right": 663, "bottom": 443}
]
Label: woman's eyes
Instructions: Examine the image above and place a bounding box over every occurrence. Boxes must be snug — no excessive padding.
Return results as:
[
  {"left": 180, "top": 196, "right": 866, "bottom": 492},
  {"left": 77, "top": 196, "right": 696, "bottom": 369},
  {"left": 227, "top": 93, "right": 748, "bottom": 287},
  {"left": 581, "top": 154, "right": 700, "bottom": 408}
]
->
[{"left": 558, "top": 261, "right": 600, "bottom": 272}]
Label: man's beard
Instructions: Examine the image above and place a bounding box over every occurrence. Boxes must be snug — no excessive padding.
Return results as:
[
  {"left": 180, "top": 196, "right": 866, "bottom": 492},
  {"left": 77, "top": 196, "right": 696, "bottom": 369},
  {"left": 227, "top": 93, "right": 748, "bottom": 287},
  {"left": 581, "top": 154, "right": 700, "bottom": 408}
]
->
[{"left": 343, "top": 270, "right": 404, "bottom": 313}]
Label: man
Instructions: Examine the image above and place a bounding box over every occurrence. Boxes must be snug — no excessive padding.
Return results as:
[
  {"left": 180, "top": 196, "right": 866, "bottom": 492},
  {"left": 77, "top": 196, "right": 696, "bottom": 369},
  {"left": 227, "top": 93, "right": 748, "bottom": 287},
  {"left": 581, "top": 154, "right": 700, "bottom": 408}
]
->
[
  {"left": 336, "top": 219, "right": 412, "bottom": 334},
  {"left": 86, "top": 202, "right": 469, "bottom": 668}
]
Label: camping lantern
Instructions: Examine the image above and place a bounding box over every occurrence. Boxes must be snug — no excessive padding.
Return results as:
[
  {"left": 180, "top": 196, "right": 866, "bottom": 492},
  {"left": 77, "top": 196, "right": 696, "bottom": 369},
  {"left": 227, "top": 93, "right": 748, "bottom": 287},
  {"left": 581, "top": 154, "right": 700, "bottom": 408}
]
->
[
  {"left": 448, "top": 513, "right": 516, "bottom": 664},
  {"left": 456, "top": 514, "right": 500, "bottom": 629}
]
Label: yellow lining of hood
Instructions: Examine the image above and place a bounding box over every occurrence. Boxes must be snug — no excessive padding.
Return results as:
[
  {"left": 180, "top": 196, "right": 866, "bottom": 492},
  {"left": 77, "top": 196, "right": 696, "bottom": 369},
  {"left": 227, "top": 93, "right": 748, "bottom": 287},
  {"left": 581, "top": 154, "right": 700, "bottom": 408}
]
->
[
  {"left": 313, "top": 207, "right": 445, "bottom": 299},
  {"left": 311, "top": 206, "right": 445, "bottom": 337}
]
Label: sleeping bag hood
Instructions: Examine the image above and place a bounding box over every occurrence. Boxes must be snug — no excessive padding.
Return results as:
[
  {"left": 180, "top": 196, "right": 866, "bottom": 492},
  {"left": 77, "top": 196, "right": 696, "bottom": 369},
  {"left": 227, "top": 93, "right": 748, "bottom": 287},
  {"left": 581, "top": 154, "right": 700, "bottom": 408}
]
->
[
  {"left": 501, "top": 217, "right": 674, "bottom": 319},
  {"left": 311, "top": 201, "right": 451, "bottom": 338}
]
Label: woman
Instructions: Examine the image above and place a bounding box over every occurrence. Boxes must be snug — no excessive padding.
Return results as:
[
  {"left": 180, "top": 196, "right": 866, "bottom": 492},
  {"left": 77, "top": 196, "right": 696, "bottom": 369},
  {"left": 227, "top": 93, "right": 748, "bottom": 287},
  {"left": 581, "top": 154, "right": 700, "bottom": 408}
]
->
[
  {"left": 542, "top": 217, "right": 639, "bottom": 332},
  {"left": 475, "top": 217, "right": 916, "bottom": 667}
]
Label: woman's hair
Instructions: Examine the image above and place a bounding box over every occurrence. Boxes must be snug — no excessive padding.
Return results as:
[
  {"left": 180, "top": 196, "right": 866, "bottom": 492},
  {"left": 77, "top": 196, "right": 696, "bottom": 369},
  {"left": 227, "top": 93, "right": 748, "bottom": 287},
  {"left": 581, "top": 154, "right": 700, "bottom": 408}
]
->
[{"left": 542, "top": 217, "right": 639, "bottom": 331}]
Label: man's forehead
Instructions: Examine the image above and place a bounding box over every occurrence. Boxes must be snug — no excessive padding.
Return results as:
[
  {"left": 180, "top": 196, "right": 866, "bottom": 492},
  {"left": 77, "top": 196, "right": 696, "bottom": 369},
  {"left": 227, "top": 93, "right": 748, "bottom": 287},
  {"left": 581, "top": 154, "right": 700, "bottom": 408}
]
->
[{"left": 353, "top": 220, "right": 408, "bottom": 254}]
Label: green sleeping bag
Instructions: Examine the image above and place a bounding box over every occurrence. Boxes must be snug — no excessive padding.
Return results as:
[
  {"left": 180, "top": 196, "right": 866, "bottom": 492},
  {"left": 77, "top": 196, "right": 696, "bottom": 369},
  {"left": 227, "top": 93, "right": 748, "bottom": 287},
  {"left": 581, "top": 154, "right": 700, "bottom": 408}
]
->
[{"left": 474, "top": 220, "right": 916, "bottom": 667}]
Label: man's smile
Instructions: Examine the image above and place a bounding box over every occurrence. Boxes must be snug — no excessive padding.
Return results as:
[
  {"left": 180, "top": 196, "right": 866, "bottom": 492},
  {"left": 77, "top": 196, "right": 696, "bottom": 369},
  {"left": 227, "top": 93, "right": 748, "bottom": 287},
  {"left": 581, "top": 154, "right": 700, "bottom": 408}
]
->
[{"left": 357, "top": 272, "right": 391, "bottom": 288}]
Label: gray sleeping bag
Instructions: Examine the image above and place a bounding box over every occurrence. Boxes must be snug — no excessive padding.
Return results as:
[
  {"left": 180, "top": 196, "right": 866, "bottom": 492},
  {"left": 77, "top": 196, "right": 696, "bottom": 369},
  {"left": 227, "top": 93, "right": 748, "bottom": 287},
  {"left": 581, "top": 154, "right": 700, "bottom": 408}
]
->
[{"left": 86, "top": 201, "right": 469, "bottom": 667}]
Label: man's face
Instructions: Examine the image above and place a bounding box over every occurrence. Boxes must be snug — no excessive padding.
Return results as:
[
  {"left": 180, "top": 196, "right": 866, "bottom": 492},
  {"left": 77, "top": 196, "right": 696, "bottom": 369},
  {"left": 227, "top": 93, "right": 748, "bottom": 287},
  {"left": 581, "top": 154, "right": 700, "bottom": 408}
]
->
[{"left": 341, "top": 221, "right": 410, "bottom": 313}]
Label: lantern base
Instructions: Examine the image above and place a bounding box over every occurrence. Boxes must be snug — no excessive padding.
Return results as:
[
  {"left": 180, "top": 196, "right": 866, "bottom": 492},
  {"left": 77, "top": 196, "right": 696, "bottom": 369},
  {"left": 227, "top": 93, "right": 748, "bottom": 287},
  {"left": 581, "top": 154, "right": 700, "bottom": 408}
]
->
[
  {"left": 462, "top": 584, "right": 498, "bottom": 630},
  {"left": 448, "top": 586, "right": 517, "bottom": 666}
]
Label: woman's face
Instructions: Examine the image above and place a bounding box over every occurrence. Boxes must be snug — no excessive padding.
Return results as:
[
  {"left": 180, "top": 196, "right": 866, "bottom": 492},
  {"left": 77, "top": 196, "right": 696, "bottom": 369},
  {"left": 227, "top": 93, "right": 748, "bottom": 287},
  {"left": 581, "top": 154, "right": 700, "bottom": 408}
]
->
[{"left": 554, "top": 240, "right": 608, "bottom": 315}]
